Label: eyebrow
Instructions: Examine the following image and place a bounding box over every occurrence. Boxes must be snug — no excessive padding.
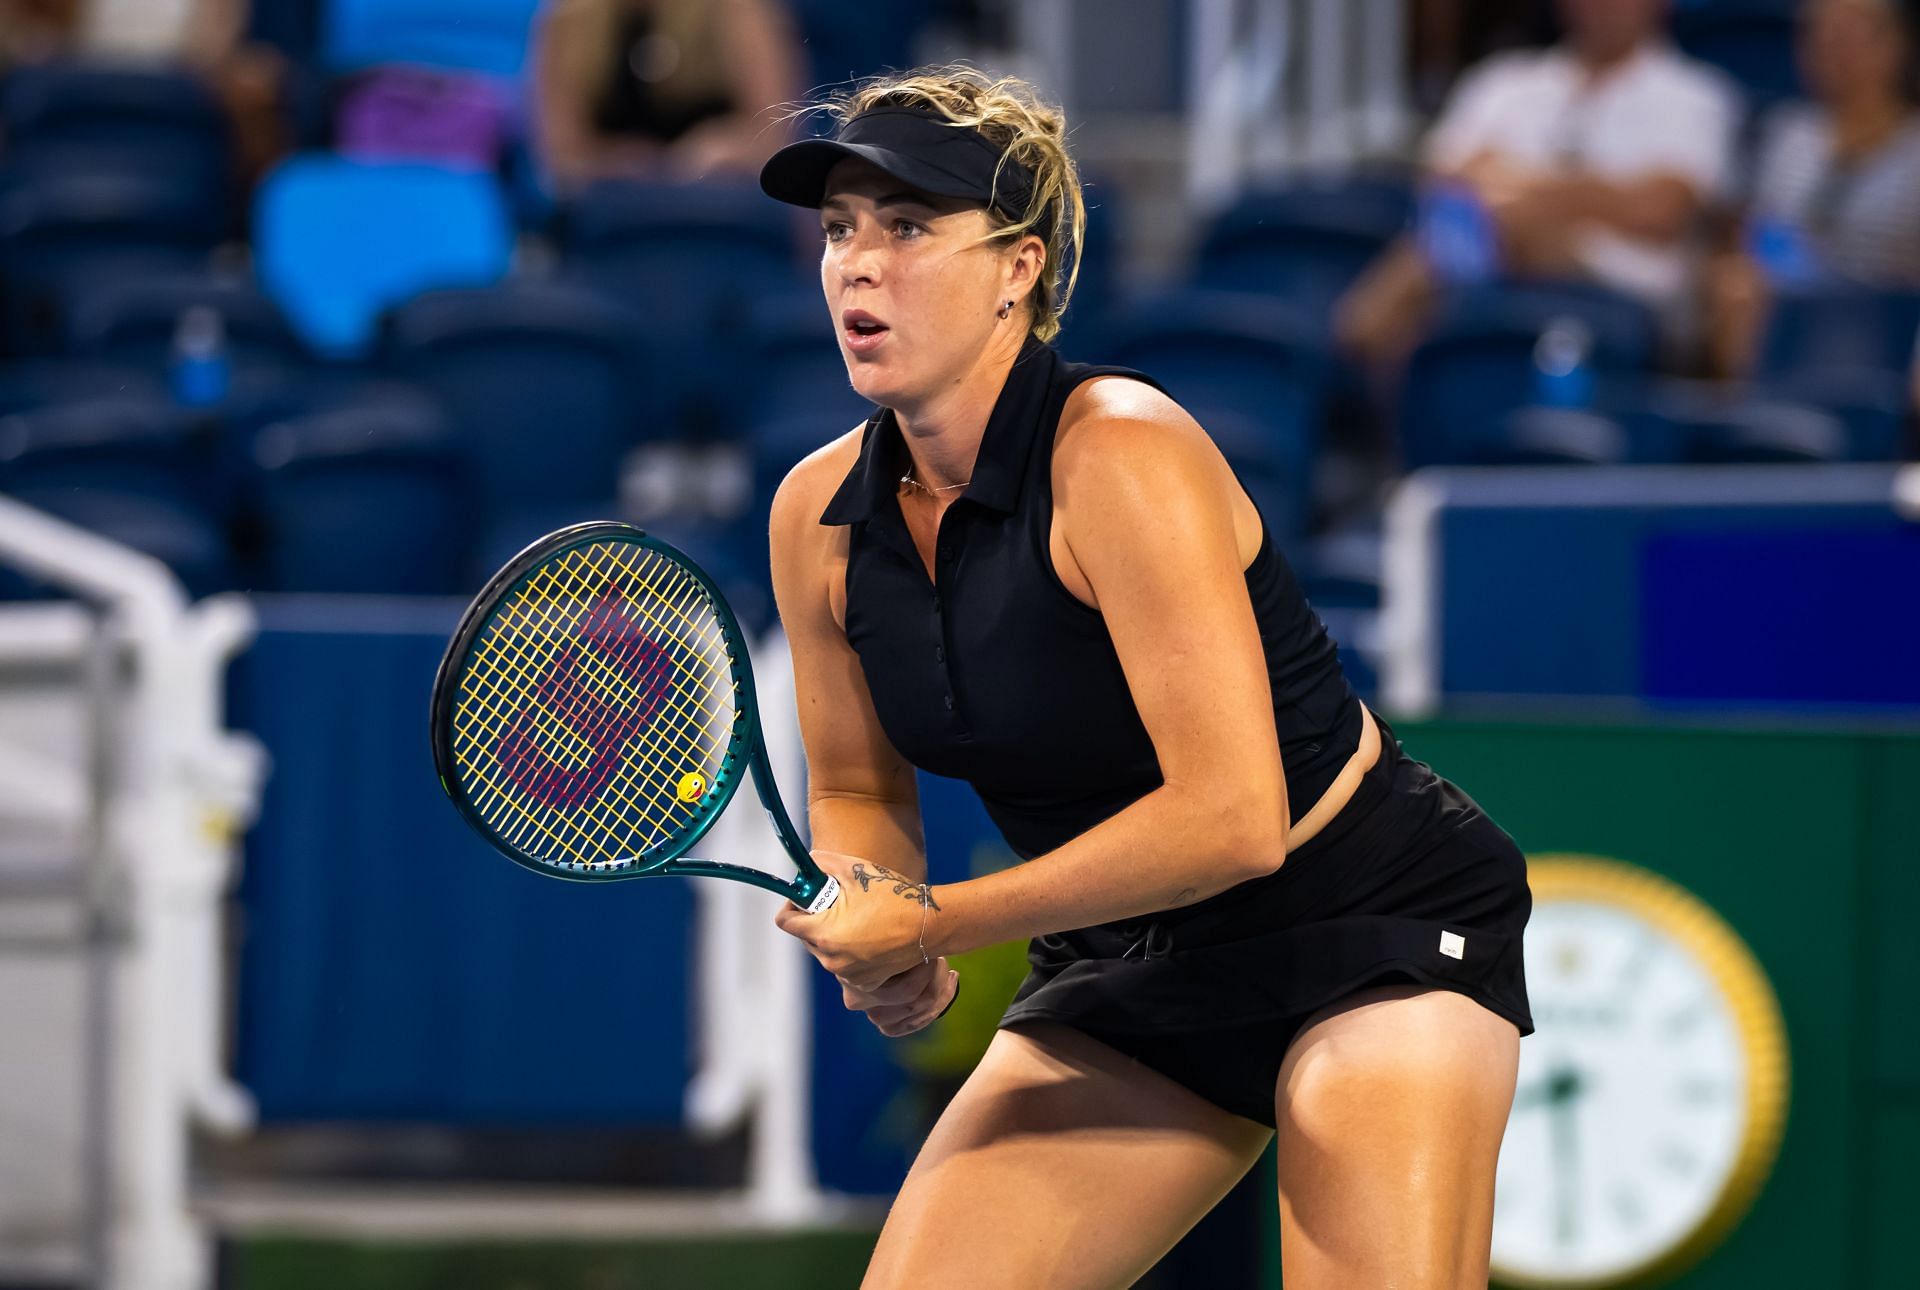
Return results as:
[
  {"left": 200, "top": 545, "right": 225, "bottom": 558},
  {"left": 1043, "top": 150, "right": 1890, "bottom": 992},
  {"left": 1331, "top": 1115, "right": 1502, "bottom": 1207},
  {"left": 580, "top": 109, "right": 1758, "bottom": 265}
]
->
[{"left": 821, "top": 191, "right": 940, "bottom": 213}]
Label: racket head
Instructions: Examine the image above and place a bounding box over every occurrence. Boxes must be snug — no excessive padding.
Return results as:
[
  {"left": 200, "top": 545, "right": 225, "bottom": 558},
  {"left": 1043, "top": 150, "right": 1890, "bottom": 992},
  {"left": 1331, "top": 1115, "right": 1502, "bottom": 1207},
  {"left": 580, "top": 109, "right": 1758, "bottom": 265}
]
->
[{"left": 430, "top": 521, "right": 759, "bottom": 882}]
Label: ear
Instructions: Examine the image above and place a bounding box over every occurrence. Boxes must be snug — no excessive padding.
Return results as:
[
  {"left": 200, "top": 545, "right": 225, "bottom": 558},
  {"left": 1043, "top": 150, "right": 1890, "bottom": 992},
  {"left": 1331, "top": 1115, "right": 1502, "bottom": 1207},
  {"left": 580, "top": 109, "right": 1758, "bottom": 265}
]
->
[{"left": 1003, "top": 231, "right": 1049, "bottom": 306}]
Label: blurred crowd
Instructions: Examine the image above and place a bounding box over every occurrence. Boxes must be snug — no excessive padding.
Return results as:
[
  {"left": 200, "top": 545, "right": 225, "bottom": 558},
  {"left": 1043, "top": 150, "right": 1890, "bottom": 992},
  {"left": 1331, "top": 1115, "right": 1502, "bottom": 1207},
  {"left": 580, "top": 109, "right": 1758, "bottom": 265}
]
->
[
  {"left": 1352, "top": 0, "right": 1920, "bottom": 394},
  {"left": 0, "top": 0, "right": 1913, "bottom": 613}
]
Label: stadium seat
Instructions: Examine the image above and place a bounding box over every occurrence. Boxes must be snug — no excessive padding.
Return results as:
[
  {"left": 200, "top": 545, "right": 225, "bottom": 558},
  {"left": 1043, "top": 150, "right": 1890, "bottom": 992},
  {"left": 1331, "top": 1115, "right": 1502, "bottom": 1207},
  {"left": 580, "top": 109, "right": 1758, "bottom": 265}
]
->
[
  {"left": 0, "top": 62, "right": 233, "bottom": 206},
  {"left": 734, "top": 293, "right": 869, "bottom": 435},
  {"left": 64, "top": 274, "right": 307, "bottom": 372},
  {"left": 560, "top": 180, "right": 811, "bottom": 433},
  {"left": 244, "top": 387, "right": 470, "bottom": 594},
  {"left": 0, "top": 359, "right": 166, "bottom": 417},
  {"left": 254, "top": 155, "right": 513, "bottom": 358},
  {"left": 1754, "top": 286, "right": 1920, "bottom": 382},
  {"left": 322, "top": 0, "right": 542, "bottom": 78},
  {"left": 1194, "top": 174, "right": 1414, "bottom": 317},
  {"left": 1618, "top": 376, "right": 1906, "bottom": 463},
  {"left": 1398, "top": 280, "right": 1660, "bottom": 468},
  {"left": 1094, "top": 291, "right": 1330, "bottom": 545},
  {"left": 382, "top": 280, "right": 653, "bottom": 511},
  {"left": 0, "top": 393, "right": 231, "bottom": 591},
  {"left": 1673, "top": 5, "right": 1799, "bottom": 110},
  {"left": 0, "top": 170, "right": 225, "bottom": 354}
]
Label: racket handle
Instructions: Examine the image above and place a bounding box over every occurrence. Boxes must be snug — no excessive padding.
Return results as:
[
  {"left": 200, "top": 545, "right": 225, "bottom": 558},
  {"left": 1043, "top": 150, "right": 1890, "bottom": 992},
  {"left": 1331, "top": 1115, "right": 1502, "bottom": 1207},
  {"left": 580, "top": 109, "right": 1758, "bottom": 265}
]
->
[{"left": 796, "top": 874, "right": 840, "bottom": 914}]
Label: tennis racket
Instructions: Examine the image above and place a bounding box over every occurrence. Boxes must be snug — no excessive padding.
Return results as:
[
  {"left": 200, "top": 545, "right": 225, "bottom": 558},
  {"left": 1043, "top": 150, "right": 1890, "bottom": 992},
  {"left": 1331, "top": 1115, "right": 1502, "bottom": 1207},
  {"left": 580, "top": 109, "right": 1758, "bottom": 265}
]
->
[{"left": 429, "top": 520, "right": 840, "bottom": 913}]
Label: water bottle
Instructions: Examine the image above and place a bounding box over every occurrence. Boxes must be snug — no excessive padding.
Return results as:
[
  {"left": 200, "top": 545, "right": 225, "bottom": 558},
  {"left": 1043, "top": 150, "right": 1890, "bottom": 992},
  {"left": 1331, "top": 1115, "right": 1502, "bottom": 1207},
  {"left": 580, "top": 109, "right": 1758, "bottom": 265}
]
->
[
  {"left": 1747, "top": 216, "right": 1823, "bottom": 288},
  {"left": 1532, "top": 317, "right": 1595, "bottom": 409},
  {"left": 1417, "top": 181, "right": 1499, "bottom": 285},
  {"left": 170, "top": 306, "right": 231, "bottom": 408}
]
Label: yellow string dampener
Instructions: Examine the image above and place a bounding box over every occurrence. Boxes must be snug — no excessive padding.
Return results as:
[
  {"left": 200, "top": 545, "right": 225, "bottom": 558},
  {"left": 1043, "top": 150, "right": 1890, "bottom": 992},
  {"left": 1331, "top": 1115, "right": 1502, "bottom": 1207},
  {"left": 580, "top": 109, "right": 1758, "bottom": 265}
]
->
[{"left": 430, "top": 522, "right": 839, "bottom": 913}]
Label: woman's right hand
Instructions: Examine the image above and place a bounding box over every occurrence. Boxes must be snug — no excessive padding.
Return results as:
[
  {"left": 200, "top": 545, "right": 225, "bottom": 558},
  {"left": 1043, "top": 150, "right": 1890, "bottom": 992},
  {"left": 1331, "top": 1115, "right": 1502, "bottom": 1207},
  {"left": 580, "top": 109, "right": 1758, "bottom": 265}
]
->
[{"left": 839, "top": 955, "right": 961, "bottom": 1039}]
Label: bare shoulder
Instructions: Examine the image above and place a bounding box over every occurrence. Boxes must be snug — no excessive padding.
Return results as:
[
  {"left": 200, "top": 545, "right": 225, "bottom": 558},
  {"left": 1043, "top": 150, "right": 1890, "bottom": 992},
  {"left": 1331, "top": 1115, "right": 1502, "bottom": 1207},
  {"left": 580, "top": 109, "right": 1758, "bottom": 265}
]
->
[
  {"left": 1052, "top": 375, "right": 1263, "bottom": 579},
  {"left": 1054, "top": 374, "right": 1226, "bottom": 498},
  {"left": 769, "top": 421, "right": 866, "bottom": 632},
  {"left": 769, "top": 422, "right": 866, "bottom": 544}
]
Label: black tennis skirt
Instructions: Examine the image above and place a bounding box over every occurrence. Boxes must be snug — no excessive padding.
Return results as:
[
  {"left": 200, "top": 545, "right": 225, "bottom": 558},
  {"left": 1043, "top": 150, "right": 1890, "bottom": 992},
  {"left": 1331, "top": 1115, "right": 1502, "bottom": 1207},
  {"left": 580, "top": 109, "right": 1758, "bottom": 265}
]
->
[{"left": 996, "top": 715, "right": 1534, "bottom": 1128}]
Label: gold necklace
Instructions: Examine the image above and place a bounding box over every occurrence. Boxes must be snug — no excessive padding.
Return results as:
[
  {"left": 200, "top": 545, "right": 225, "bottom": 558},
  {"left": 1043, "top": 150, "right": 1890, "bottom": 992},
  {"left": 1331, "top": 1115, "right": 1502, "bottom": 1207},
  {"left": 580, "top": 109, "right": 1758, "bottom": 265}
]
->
[{"left": 899, "top": 470, "right": 970, "bottom": 495}]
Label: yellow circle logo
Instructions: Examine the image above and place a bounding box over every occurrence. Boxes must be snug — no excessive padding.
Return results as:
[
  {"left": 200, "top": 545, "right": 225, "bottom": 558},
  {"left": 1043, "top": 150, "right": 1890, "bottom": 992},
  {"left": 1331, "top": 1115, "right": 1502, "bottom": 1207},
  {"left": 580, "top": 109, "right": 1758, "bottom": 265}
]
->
[{"left": 675, "top": 772, "right": 708, "bottom": 803}]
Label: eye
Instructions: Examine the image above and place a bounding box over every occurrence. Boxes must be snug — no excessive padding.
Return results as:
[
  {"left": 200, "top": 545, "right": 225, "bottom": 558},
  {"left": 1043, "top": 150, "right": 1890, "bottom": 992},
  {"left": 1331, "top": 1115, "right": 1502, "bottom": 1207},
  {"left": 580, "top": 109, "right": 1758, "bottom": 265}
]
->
[
  {"left": 892, "top": 219, "right": 924, "bottom": 239},
  {"left": 821, "top": 221, "right": 850, "bottom": 243}
]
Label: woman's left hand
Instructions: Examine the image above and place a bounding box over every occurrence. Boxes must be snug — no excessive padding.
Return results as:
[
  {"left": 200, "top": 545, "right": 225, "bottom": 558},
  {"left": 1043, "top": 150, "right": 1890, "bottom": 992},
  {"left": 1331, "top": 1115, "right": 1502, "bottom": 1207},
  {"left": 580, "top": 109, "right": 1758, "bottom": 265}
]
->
[{"left": 773, "top": 850, "right": 934, "bottom": 993}]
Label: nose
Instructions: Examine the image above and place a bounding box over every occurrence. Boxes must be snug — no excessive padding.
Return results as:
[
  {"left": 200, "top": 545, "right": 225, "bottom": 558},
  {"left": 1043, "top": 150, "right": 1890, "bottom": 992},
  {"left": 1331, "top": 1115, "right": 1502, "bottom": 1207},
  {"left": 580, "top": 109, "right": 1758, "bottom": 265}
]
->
[{"left": 832, "top": 219, "right": 885, "bottom": 288}]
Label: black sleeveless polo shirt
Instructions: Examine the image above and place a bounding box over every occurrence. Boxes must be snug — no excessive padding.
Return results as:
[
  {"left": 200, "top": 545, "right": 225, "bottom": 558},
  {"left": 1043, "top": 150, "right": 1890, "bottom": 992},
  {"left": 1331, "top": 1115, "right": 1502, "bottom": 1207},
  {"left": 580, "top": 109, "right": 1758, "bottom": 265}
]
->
[{"left": 819, "top": 335, "right": 1363, "bottom": 862}]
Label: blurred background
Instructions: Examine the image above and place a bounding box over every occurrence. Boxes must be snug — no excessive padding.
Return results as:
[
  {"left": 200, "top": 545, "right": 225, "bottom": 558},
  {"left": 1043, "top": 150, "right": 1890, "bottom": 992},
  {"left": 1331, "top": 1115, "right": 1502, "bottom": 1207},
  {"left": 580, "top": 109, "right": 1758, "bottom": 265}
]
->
[{"left": 0, "top": 0, "right": 1914, "bottom": 1286}]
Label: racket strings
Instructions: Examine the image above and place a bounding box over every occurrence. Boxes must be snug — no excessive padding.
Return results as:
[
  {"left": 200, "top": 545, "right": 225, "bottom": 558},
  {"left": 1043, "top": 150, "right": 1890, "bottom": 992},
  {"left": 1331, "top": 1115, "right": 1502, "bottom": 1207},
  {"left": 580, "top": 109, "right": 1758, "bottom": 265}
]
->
[
  {"left": 479, "top": 546, "right": 732, "bottom": 841},
  {"left": 459, "top": 545, "right": 729, "bottom": 865},
  {"left": 451, "top": 540, "right": 741, "bottom": 869}
]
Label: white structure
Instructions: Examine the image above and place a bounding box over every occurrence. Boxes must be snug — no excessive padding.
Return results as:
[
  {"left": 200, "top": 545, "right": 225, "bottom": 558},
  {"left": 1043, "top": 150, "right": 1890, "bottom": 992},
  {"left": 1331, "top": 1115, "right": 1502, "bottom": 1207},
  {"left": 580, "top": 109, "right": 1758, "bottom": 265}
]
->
[{"left": 0, "top": 498, "right": 264, "bottom": 1290}]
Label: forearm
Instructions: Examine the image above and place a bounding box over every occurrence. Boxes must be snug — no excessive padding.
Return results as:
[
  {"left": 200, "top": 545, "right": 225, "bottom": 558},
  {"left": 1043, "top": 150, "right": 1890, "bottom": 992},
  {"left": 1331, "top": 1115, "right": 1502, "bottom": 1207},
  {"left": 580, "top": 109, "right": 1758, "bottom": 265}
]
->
[
  {"left": 809, "top": 790, "right": 927, "bottom": 883},
  {"left": 1559, "top": 174, "right": 1700, "bottom": 244},
  {"left": 924, "top": 785, "right": 1277, "bottom": 958}
]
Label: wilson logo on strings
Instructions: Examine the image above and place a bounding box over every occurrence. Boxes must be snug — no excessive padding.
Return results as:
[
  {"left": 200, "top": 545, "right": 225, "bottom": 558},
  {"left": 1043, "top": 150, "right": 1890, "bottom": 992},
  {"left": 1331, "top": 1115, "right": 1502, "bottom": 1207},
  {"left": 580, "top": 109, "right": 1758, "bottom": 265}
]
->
[{"left": 496, "top": 583, "right": 673, "bottom": 809}]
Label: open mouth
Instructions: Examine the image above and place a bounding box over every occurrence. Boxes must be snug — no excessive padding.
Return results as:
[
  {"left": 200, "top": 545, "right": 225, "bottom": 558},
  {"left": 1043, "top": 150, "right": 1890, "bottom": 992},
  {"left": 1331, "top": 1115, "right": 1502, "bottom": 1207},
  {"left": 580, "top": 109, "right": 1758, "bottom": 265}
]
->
[{"left": 843, "top": 311, "right": 890, "bottom": 352}]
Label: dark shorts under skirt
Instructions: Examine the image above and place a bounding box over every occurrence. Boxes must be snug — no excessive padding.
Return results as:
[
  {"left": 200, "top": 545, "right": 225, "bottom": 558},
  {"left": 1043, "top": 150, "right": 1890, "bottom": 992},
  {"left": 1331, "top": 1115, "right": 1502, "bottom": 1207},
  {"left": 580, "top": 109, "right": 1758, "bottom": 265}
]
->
[{"left": 996, "top": 717, "right": 1534, "bottom": 1128}]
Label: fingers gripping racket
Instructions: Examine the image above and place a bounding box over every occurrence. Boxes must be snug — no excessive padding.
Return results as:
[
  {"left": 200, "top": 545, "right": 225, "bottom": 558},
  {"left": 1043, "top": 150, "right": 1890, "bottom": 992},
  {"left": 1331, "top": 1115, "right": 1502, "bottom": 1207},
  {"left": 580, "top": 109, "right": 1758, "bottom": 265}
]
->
[{"left": 430, "top": 521, "right": 839, "bottom": 913}]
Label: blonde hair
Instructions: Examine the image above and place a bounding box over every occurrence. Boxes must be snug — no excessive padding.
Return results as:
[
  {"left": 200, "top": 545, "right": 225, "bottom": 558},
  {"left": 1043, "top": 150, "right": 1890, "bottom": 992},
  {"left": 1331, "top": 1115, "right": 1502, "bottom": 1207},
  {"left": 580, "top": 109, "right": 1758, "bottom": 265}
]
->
[{"left": 799, "top": 65, "right": 1086, "bottom": 343}]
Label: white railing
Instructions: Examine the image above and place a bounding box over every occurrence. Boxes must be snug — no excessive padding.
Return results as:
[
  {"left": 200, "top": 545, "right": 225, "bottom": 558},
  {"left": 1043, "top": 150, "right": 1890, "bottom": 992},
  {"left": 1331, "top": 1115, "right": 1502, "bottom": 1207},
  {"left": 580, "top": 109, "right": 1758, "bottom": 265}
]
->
[
  {"left": 0, "top": 497, "right": 265, "bottom": 1290},
  {"left": 1187, "top": 0, "right": 1414, "bottom": 206}
]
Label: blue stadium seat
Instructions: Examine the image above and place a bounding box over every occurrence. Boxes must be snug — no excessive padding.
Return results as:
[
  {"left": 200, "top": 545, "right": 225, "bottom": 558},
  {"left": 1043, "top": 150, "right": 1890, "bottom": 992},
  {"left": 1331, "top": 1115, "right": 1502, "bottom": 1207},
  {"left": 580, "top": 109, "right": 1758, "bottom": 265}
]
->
[
  {"left": 1754, "top": 369, "right": 1911, "bottom": 460},
  {"left": 64, "top": 274, "right": 307, "bottom": 372},
  {"left": 735, "top": 293, "right": 869, "bottom": 435},
  {"left": 0, "top": 393, "right": 231, "bottom": 591},
  {"left": 1094, "top": 291, "right": 1330, "bottom": 545},
  {"left": 788, "top": 0, "right": 925, "bottom": 94},
  {"left": 322, "top": 0, "right": 542, "bottom": 78},
  {"left": 1194, "top": 174, "right": 1414, "bottom": 317},
  {"left": 0, "top": 62, "right": 233, "bottom": 204},
  {"left": 0, "top": 359, "right": 166, "bottom": 416},
  {"left": 1673, "top": 5, "right": 1799, "bottom": 110},
  {"left": 1399, "top": 280, "right": 1660, "bottom": 468},
  {"left": 1617, "top": 375, "right": 1909, "bottom": 463},
  {"left": 0, "top": 170, "right": 224, "bottom": 354},
  {"left": 382, "top": 280, "right": 652, "bottom": 511},
  {"left": 1754, "top": 286, "right": 1920, "bottom": 382},
  {"left": 245, "top": 387, "right": 470, "bottom": 594},
  {"left": 560, "top": 180, "right": 811, "bottom": 432},
  {"left": 254, "top": 155, "right": 513, "bottom": 359}
]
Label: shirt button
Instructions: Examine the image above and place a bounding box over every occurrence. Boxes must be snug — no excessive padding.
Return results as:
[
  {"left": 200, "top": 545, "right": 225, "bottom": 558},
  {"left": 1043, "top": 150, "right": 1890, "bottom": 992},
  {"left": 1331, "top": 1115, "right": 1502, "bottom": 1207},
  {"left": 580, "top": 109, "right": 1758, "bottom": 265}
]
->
[
  {"left": 934, "top": 644, "right": 945, "bottom": 662},
  {"left": 944, "top": 694, "right": 955, "bottom": 711},
  {"left": 931, "top": 594, "right": 942, "bottom": 614}
]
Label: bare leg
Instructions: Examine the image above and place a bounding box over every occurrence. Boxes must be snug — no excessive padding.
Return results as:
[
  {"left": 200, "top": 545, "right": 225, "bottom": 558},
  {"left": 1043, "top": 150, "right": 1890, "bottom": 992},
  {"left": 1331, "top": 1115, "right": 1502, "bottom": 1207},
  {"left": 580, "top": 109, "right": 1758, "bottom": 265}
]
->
[
  {"left": 1274, "top": 983, "right": 1521, "bottom": 1289},
  {"left": 863, "top": 1021, "right": 1274, "bottom": 1290}
]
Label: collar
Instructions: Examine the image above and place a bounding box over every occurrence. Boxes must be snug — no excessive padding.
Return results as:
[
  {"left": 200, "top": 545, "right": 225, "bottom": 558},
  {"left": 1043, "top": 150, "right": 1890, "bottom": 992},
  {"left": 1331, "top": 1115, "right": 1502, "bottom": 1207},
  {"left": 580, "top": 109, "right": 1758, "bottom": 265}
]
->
[{"left": 819, "top": 335, "right": 1056, "bottom": 525}]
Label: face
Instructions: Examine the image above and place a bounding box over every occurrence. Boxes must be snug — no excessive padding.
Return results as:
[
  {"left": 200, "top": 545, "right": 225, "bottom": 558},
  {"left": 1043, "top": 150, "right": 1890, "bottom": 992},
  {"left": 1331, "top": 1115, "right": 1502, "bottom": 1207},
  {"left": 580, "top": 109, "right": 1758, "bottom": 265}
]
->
[
  {"left": 1555, "top": 0, "right": 1670, "bottom": 57},
  {"left": 1799, "top": 0, "right": 1907, "bottom": 104},
  {"left": 818, "top": 157, "right": 1043, "bottom": 410}
]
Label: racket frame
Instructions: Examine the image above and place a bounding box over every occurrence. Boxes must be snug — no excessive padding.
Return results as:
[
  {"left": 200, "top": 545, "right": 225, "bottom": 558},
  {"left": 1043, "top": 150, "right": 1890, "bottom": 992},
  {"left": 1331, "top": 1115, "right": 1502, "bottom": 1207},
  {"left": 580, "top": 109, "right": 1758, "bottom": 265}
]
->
[{"left": 430, "top": 521, "right": 836, "bottom": 911}]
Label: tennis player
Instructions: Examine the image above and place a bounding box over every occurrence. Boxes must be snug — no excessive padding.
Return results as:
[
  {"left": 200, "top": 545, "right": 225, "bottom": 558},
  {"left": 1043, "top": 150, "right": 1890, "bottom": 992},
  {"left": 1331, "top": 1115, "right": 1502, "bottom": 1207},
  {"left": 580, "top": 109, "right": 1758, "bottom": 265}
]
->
[{"left": 764, "top": 66, "right": 1534, "bottom": 1289}]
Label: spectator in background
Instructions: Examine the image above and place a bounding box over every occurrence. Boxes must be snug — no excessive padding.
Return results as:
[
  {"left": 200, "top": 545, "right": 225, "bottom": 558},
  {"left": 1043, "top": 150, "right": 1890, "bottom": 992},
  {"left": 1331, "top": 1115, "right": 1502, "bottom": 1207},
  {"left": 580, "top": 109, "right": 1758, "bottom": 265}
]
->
[
  {"left": 534, "top": 0, "right": 804, "bottom": 189},
  {"left": 0, "top": 0, "right": 76, "bottom": 73},
  {"left": 1336, "top": 0, "right": 1738, "bottom": 369},
  {"left": 1704, "top": 0, "right": 1920, "bottom": 378},
  {"left": 1, "top": 0, "right": 289, "bottom": 181}
]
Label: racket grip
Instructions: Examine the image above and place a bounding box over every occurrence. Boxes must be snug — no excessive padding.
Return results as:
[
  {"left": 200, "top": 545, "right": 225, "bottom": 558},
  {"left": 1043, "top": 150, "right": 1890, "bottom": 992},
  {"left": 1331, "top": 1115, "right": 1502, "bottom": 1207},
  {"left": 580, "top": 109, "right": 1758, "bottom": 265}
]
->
[{"left": 798, "top": 874, "right": 840, "bottom": 914}]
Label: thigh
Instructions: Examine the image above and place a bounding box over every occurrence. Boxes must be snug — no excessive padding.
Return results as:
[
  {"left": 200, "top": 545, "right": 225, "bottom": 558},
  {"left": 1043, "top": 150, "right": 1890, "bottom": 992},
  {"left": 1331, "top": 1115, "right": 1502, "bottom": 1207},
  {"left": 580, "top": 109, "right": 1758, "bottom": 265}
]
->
[
  {"left": 1273, "top": 983, "right": 1521, "bottom": 1290},
  {"left": 863, "top": 1020, "right": 1273, "bottom": 1290}
]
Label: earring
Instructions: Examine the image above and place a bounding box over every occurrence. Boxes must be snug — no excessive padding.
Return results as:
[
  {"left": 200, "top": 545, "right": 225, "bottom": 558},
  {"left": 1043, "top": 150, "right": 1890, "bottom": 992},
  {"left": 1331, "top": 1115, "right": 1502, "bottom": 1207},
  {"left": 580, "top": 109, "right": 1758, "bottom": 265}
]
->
[{"left": 997, "top": 299, "right": 1014, "bottom": 320}]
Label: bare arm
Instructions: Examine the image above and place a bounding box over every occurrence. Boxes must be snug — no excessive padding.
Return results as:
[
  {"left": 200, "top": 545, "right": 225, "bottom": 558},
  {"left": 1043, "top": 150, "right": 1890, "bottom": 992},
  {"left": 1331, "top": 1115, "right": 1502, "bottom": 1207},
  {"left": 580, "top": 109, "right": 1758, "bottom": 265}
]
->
[
  {"left": 924, "top": 392, "right": 1290, "bottom": 959},
  {"left": 768, "top": 436, "right": 927, "bottom": 882}
]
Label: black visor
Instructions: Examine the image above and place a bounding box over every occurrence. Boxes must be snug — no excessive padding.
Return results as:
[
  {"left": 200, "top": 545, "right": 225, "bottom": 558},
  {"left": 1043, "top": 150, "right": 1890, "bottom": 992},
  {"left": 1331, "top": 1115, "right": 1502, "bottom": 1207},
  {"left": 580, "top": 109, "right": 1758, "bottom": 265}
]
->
[{"left": 759, "top": 106, "right": 1038, "bottom": 222}]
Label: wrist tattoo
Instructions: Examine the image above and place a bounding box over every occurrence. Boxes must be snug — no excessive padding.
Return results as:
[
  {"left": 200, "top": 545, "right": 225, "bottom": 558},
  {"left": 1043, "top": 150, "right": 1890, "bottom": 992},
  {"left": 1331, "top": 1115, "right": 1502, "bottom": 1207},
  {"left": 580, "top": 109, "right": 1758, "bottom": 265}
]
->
[
  {"left": 1171, "top": 887, "right": 1198, "bottom": 907},
  {"left": 851, "top": 862, "right": 941, "bottom": 910}
]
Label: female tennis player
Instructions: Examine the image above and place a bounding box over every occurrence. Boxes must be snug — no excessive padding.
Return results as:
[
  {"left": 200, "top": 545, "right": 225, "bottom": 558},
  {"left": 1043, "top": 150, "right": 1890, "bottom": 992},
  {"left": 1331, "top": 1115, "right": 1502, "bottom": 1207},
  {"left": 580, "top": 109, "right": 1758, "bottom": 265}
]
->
[{"left": 763, "top": 66, "right": 1533, "bottom": 1289}]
